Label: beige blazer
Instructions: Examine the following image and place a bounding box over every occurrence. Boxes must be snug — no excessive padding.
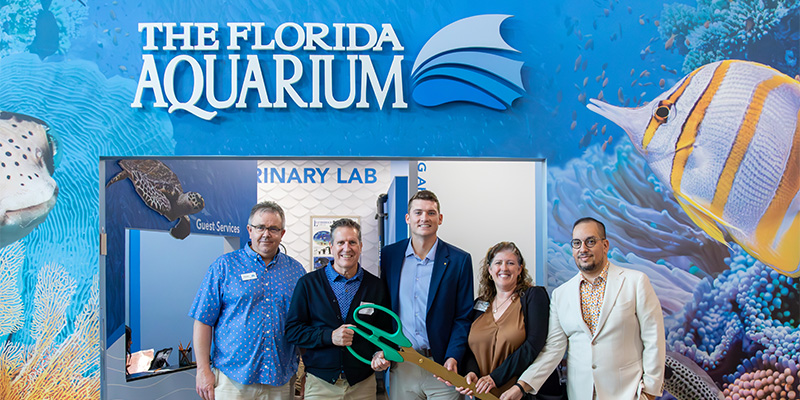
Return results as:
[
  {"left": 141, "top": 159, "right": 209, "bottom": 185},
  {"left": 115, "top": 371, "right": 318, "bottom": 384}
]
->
[{"left": 519, "top": 263, "right": 665, "bottom": 400}]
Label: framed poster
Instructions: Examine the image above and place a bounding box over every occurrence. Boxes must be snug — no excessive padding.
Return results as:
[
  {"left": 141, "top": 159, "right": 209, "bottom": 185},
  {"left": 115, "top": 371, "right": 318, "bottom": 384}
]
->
[{"left": 310, "top": 216, "right": 361, "bottom": 270}]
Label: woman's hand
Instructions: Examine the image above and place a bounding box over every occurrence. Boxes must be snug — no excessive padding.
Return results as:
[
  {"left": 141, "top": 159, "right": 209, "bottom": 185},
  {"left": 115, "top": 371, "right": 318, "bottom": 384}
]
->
[
  {"left": 499, "top": 382, "right": 525, "bottom": 400},
  {"left": 435, "top": 371, "right": 480, "bottom": 397},
  {"left": 474, "top": 374, "right": 496, "bottom": 394},
  {"left": 452, "top": 371, "right": 478, "bottom": 396}
]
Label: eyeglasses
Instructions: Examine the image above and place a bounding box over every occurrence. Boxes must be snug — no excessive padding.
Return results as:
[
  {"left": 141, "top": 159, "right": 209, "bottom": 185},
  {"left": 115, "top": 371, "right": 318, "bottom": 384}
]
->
[
  {"left": 570, "top": 237, "right": 605, "bottom": 249},
  {"left": 249, "top": 224, "right": 282, "bottom": 235}
]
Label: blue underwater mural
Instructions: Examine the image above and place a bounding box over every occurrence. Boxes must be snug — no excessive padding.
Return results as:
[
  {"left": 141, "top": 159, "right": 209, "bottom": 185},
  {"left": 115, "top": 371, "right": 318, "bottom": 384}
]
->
[
  {"left": 547, "top": 143, "right": 799, "bottom": 399},
  {"left": 0, "top": 0, "right": 798, "bottom": 398}
]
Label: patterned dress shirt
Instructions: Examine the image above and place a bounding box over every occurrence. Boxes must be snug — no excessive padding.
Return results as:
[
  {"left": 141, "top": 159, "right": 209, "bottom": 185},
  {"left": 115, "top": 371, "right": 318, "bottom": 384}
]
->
[
  {"left": 189, "top": 242, "right": 305, "bottom": 385},
  {"left": 579, "top": 265, "right": 609, "bottom": 335}
]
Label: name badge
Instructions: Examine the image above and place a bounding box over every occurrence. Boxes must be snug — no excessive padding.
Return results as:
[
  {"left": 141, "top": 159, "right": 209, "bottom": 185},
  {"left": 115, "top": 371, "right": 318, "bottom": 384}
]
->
[
  {"left": 358, "top": 302, "right": 375, "bottom": 315},
  {"left": 240, "top": 272, "right": 257, "bottom": 281},
  {"left": 474, "top": 300, "right": 490, "bottom": 312}
]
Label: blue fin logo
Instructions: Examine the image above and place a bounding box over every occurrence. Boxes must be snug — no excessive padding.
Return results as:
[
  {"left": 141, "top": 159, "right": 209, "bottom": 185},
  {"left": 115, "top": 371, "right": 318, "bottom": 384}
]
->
[{"left": 411, "top": 14, "right": 525, "bottom": 110}]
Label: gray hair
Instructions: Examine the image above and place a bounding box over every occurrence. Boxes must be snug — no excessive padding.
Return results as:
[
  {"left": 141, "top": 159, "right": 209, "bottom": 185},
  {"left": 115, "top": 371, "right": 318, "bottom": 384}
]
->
[
  {"left": 249, "top": 201, "right": 285, "bottom": 228},
  {"left": 330, "top": 218, "right": 361, "bottom": 242}
]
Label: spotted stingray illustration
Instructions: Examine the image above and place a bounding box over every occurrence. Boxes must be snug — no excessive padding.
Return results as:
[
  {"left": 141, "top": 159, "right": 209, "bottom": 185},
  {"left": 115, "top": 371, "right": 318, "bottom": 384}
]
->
[
  {"left": 106, "top": 160, "right": 204, "bottom": 239},
  {"left": 0, "top": 111, "right": 59, "bottom": 249}
]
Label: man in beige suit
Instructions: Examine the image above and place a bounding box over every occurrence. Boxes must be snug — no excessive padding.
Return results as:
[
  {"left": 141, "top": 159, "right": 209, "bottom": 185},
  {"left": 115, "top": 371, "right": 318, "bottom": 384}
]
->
[{"left": 500, "top": 217, "right": 665, "bottom": 400}]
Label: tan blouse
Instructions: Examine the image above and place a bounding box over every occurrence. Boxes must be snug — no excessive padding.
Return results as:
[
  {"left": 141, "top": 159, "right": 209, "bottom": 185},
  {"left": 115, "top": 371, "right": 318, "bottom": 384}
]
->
[{"left": 467, "top": 297, "right": 526, "bottom": 395}]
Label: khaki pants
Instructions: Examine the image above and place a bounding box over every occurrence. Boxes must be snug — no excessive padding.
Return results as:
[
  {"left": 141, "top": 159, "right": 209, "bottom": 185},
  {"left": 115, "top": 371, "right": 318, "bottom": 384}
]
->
[
  {"left": 304, "top": 372, "right": 377, "bottom": 400},
  {"left": 214, "top": 369, "right": 295, "bottom": 400},
  {"left": 389, "top": 361, "right": 460, "bottom": 400}
]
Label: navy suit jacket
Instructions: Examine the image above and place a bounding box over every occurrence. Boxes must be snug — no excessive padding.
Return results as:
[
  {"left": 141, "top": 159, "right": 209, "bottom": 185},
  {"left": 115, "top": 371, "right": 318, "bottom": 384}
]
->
[{"left": 380, "top": 238, "right": 474, "bottom": 364}]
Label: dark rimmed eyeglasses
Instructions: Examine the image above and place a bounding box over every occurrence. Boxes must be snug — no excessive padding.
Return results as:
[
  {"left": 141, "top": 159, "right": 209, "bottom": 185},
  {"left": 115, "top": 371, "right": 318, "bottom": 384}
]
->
[
  {"left": 570, "top": 237, "right": 605, "bottom": 249},
  {"left": 249, "top": 224, "right": 282, "bottom": 235}
]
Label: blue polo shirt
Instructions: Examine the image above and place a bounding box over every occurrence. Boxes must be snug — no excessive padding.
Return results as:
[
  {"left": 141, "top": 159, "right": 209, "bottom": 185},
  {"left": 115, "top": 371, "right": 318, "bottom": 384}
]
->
[
  {"left": 324, "top": 263, "right": 364, "bottom": 320},
  {"left": 189, "top": 242, "right": 305, "bottom": 385}
]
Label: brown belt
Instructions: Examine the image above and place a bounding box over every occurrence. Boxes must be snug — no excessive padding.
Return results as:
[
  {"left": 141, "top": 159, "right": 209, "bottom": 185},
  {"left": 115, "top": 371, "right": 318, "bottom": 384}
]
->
[{"left": 417, "top": 348, "right": 433, "bottom": 357}]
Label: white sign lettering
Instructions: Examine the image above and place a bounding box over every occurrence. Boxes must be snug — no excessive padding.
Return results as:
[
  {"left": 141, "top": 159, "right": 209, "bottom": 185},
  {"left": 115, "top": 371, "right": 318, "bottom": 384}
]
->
[{"left": 131, "top": 21, "right": 408, "bottom": 119}]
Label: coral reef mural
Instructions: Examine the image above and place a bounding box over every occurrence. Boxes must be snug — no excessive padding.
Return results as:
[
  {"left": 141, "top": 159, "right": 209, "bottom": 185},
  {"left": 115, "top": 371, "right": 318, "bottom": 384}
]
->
[
  {"left": 658, "top": 0, "right": 800, "bottom": 76},
  {"left": 0, "top": 0, "right": 795, "bottom": 398},
  {"left": 548, "top": 144, "right": 730, "bottom": 279},
  {"left": 0, "top": 53, "right": 174, "bottom": 349},
  {"left": 547, "top": 0, "right": 799, "bottom": 396},
  {"left": 546, "top": 141, "right": 800, "bottom": 398},
  {"left": 667, "top": 246, "right": 798, "bottom": 393},
  {"left": 0, "top": 242, "right": 99, "bottom": 399},
  {"left": 0, "top": 43, "right": 173, "bottom": 400},
  {"left": 0, "top": 242, "right": 24, "bottom": 336}
]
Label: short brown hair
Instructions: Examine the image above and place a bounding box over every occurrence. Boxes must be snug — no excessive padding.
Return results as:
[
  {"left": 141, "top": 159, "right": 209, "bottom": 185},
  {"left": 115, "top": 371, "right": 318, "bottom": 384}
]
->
[
  {"left": 408, "top": 190, "right": 440, "bottom": 212},
  {"left": 477, "top": 242, "right": 532, "bottom": 302}
]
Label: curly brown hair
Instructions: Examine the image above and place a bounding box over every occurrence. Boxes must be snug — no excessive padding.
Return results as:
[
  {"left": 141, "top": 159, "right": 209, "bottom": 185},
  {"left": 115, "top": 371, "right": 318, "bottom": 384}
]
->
[{"left": 477, "top": 242, "right": 533, "bottom": 302}]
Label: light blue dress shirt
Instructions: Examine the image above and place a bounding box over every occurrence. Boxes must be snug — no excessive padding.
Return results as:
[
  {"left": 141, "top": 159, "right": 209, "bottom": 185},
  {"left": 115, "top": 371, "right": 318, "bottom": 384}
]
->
[{"left": 398, "top": 239, "right": 438, "bottom": 351}]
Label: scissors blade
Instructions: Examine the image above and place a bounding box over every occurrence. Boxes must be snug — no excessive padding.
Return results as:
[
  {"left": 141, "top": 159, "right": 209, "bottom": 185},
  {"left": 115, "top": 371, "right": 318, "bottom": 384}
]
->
[{"left": 398, "top": 347, "right": 500, "bottom": 400}]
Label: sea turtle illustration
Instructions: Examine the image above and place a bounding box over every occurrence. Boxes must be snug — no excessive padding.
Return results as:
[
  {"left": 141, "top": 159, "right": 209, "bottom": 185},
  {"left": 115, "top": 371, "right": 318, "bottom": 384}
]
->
[{"left": 106, "top": 160, "right": 204, "bottom": 239}]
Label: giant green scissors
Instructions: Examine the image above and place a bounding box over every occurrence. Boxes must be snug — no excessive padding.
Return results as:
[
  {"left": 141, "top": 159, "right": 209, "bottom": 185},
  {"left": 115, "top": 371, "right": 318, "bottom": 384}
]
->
[{"left": 346, "top": 303, "right": 500, "bottom": 400}]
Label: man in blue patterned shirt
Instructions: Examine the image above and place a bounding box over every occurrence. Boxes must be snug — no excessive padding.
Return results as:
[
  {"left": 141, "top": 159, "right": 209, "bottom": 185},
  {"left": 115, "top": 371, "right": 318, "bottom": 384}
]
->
[
  {"left": 190, "top": 201, "right": 305, "bottom": 400},
  {"left": 286, "top": 218, "right": 390, "bottom": 399}
]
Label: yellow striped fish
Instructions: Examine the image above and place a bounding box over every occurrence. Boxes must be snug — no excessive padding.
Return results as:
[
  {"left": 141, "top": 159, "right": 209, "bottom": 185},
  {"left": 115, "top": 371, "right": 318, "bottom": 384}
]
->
[{"left": 587, "top": 60, "right": 800, "bottom": 277}]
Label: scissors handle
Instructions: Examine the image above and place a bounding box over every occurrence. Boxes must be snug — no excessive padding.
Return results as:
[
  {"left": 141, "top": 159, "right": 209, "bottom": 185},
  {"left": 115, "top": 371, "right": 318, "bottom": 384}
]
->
[
  {"left": 400, "top": 347, "right": 500, "bottom": 400},
  {"left": 346, "top": 326, "right": 395, "bottom": 364},
  {"left": 346, "top": 304, "right": 411, "bottom": 364}
]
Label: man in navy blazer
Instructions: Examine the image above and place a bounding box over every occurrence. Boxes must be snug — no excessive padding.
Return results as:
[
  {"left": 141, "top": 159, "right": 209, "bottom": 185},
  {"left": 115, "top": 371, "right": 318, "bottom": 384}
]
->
[{"left": 373, "top": 190, "right": 474, "bottom": 399}]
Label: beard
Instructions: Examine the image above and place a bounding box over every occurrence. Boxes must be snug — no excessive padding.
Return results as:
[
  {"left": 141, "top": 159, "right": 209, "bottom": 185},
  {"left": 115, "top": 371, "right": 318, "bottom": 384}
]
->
[
  {"left": 575, "top": 253, "right": 605, "bottom": 273},
  {"left": 578, "top": 261, "right": 601, "bottom": 273}
]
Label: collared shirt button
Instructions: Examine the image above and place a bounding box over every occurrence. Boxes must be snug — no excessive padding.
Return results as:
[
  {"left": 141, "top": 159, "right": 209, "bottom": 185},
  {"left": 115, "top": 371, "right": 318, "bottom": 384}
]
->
[{"left": 592, "top": 364, "right": 597, "bottom": 369}]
